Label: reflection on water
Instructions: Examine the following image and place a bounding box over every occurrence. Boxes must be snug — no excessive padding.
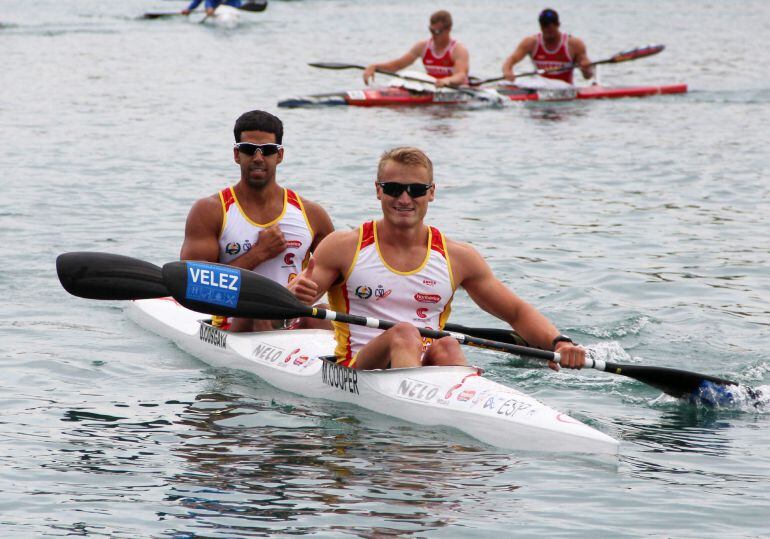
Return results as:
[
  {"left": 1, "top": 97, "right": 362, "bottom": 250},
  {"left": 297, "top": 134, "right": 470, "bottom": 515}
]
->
[
  {"left": 41, "top": 389, "right": 525, "bottom": 536},
  {"left": 164, "top": 391, "right": 523, "bottom": 536}
]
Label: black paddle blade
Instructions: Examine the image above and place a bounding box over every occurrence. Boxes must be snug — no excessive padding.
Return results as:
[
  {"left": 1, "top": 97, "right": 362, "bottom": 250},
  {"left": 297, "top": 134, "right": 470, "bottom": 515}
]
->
[
  {"left": 56, "top": 252, "right": 168, "bottom": 300},
  {"left": 141, "top": 12, "right": 181, "bottom": 19},
  {"left": 603, "top": 361, "right": 745, "bottom": 404},
  {"left": 610, "top": 44, "right": 665, "bottom": 63},
  {"left": 239, "top": 0, "right": 267, "bottom": 12},
  {"left": 308, "top": 62, "right": 365, "bottom": 70},
  {"left": 162, "top": 261, "right": 312, "bottom": 319}
]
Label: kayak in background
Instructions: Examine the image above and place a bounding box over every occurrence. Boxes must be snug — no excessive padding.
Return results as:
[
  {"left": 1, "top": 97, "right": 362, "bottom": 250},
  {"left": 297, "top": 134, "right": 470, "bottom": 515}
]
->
[
  {"left": 277, "top": 80, "right": 687, "bottom": 108},
  {"left": 144, "top": 1, "right": 267, "bottom": 25}
]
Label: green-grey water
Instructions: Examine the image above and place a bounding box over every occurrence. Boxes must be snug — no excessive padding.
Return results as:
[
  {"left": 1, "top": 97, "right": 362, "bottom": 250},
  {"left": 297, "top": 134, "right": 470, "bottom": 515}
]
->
[{"left": 1, "top": 0, "right": 769, "bottom": 536}]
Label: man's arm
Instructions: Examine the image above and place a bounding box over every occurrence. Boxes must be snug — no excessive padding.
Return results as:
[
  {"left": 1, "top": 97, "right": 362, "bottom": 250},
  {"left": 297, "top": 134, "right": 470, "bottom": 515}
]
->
[
  {"left": 288, "top": 229, "right": 357, "bottom": 305},
  {"left": 182, "top": 0, "right": 203, "bottom": 15},
  {"left": 180, "top": 196, "right": 223, "bottom": 262},
  {"left": 502, "top": 36, "right": 536, "bottom": 81},
  {"left": 450, "top": 240, "right": 584, "bottom": 369},
  {"left": 300, "top": 197, "right": 335, "bottom": 252},
  {"left": 569, "top": 37, "right": 594, "bottom": 79},
  {"left": 435, "top": 42, "right": 470, "bottom": 88},
  {"left": 180, "top": 195, "right": 287, "bottom": 269},
  {"left": 363, "top": 41, "right": 425, "bottom": 84}
]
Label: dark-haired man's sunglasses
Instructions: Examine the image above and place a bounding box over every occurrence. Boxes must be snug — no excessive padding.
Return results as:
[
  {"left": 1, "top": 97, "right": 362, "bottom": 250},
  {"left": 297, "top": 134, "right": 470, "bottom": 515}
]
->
[
  {"left": 429, "top": 26, "right": 446, "bottom": 36},
  {"left": 377, "top": 181, "right": 434, "bottom": 198},
  {"left": 234, "top": 142, "right": 283, "bottom": 157}
]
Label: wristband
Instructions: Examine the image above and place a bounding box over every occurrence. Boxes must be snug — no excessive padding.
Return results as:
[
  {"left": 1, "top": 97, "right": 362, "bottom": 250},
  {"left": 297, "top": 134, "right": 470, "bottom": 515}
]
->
[{"left": 551, "top": 335, "right": 574, "bottom": 350}]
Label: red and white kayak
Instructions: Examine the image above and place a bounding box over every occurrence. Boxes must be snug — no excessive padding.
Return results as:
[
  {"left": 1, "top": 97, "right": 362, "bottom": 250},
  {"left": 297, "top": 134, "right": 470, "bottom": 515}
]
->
[{"left": 278, "top": 82, "right": 687, "bottom": 108}]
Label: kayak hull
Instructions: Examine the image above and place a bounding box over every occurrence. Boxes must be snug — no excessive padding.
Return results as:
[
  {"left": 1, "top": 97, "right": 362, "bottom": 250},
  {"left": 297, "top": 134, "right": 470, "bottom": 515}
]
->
[
  {"left": 128, "top": 298, "right": 619, "bottom": 455},
  {"left": 278, "top": 83, "right": 687, "bottom": 108}
]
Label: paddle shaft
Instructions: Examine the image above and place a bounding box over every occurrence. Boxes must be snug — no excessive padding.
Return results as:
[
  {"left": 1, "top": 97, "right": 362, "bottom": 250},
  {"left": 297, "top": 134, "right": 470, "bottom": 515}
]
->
[
  {"left": 307, "top": 306, "right": 562, "bottom": 363},
  {"left": 475, "top": 44, "right": 666, "bottom": 85},
  {"left": 308, "top": 63, "right": 497, "bottom": 101},
  {"left": 57, "top": 253, "right": 747, "bottom": 401}
]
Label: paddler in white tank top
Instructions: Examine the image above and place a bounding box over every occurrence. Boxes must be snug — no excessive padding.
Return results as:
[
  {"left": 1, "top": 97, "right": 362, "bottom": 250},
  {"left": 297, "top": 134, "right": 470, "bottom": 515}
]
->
[
  {"left": 288, "top": 147, "right": 587, "bottom": 371},
  {"left": 362, "top": 10, "right": 470, "bottom": 89},
  {"left": 180, "top": 110, "right": 334, "bottom": 332}
]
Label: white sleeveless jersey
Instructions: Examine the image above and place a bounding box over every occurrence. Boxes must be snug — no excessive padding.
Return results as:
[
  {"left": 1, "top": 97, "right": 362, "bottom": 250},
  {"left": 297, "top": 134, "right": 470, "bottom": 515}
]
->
[
  {"left": 328, "top": 220, "right": 455, "bottom": 366},
  {"left": 217, "top": 186, "right": 313, "bottom": 285}
]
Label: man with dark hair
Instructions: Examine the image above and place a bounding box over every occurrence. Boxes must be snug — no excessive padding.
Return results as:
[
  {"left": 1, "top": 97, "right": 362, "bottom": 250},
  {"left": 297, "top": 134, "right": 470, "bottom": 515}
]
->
[
  {"left": 502, "top": 8, "right": 593, "bottom": 84},
  {"left": 288, "top": 147, "right": 585, "bottom": 371},
  {"left": 180, "top": 110, "right": 334, "bottom": 332},
  {"left": 362, "top": 10, "right": 470, "bottom": 88}
]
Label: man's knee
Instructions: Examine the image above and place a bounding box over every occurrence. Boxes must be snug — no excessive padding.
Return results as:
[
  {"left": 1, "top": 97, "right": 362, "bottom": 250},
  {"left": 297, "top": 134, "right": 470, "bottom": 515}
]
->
[{"left": 389, "top": 322, "right": 421, "bottom": 345}]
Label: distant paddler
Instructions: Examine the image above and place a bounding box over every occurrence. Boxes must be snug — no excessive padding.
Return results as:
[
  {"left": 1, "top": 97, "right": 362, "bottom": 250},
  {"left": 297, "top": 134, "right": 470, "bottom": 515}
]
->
[
  {"left": 362, "top": 10, "right": 470, "bottom": 88},
  {"left": 182, "top": 0, "right": 242, "bottom": 17},
  {"left": 502, "top": 8, "right": 593, "bottom": 85}
]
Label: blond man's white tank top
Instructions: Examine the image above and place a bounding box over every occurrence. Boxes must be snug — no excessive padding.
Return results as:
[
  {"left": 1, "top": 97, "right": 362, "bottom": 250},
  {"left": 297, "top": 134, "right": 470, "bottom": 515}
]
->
[{"left": 328, "top": 221, "right": 455, "bottom": 366}]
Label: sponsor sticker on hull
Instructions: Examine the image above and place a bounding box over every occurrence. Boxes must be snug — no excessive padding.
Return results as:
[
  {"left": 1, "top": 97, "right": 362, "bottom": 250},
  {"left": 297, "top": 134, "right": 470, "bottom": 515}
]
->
[
  {"left": 322, "top": 361, "right": 359, "bottom": 395},
  {"left": 199, "top": 324, "right": 227, "bottom": 349},
  {"left": 252, "top": 342, "right": 285, "bottom": 363},
  {"left": 396, "top": 378, "right": 440, "bottom": 403}
]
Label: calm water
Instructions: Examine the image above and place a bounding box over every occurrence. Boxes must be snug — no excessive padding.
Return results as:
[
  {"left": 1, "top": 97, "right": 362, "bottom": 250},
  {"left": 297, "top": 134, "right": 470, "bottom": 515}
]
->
[{"left": 2, "top": 0, "right": 770, "bottom": 536}]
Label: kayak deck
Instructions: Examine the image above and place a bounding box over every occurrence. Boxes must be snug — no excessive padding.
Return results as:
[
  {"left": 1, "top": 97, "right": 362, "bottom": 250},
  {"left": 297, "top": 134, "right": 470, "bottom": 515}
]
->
[
  {"left": 278, "top": 83, "right": 687, "bottom": 108},
  {"left": 128, "top": 298, "right": 619, "bottom": 455}
]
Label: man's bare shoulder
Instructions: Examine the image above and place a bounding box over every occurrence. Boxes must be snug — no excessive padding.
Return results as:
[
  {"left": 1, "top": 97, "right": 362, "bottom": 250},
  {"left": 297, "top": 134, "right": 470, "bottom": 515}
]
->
[
  {"left": 410, "top": 39, "right": 429, "bottom": 55},
  {"left": 188, "top": 192, "right": 222, "bottom": 219},
  {"left": 568, "top": 35, "right": 588, "bottom": 52},
  {"left": 297, "top": 195, "right": 330, "bottom": 219},
  {"left": 445, "top": 236, "right": 481, "bottom": 262},
  {"left": 520, "top": 35, "right": 538, "bottom": 49},
  {"left": 322, "top": 227, "right": 360, "bottom": 247}
]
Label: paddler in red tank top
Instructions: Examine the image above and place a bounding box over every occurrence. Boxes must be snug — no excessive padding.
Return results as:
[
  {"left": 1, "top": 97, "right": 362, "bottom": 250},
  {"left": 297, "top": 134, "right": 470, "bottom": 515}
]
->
[
  {"left": 362, "top": 10, "right": 470, "bottom": 88},
  {"left": 501, "top": 8, "right": 593, "bottom": 84}
]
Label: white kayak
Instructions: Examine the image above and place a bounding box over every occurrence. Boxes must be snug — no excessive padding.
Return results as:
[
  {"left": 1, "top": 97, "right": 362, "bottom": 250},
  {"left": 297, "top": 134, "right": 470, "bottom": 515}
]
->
[
  {"left": 128, "top": 297, "right": 619, "bottom": 455},
  {"left": 198, "top": 2, "right": 267, "bottom": 28}
]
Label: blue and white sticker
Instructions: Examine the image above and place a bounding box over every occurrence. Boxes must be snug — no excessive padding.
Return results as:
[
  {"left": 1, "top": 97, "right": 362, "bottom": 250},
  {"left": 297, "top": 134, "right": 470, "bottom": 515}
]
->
[{"left": 185, "top": 262, "right": 241, "bottom": 308}]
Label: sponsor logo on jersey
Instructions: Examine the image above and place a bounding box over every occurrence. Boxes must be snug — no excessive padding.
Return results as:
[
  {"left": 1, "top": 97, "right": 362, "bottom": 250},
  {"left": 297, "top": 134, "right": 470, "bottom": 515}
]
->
[
  {"left": 283, "top": 252, "right": 295, "bottom": 266},
  {"left": 355, "top": 285, "right": 372, "bottom": 300},
  {"left": 286, "top": 240, "right": 302, "bottom": 249},
  {"left": 415, "top": 293, "right": 441, "bottom": 303},
  {"left": 243, "top": 239, "right": 252, "bottom": 252},
  {"left": 374, "top": 285, "right": 391, "bottom": 301},
  {"left": 416, "top": 307, "right": 429, "bottom": 319},
  {"left": 225, "top": 242, "right": 241, "bottom": 255},
  {"left": 422, "top": 279, "right": 437, "bottom": 287}
]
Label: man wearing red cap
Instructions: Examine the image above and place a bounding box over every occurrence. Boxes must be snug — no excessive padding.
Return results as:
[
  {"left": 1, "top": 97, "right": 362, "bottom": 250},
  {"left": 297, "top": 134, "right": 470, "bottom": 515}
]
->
[{"left": 502, "top": 8, "right": 593, "bottom": 84}]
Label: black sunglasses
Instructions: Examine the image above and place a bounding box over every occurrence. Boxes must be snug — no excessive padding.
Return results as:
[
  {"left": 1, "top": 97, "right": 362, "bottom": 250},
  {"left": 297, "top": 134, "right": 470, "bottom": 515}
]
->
[
  {"left": 377, "top": 181, "right": 434, "bottom": 198},
  {"left": 234, "top": 142, "right": 283, "bottom": 157}
]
